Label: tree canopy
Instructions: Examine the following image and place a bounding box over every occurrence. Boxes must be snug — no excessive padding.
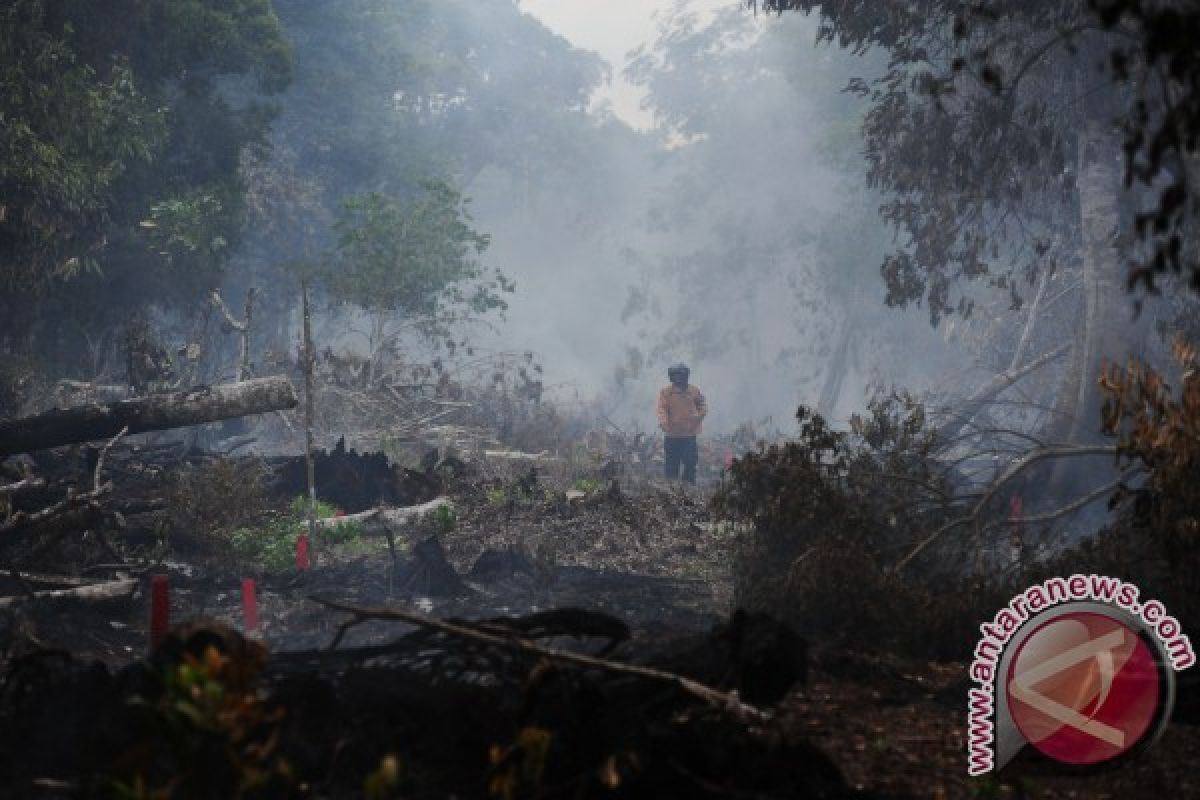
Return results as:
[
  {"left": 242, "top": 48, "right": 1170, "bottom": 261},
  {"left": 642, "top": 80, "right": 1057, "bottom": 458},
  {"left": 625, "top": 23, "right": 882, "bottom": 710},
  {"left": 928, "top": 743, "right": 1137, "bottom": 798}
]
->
[
  {"left": 751, "top": 0, "right": 1200, "bottom": 306},
  {"left": 323, "top": 181, "right": 511, "bottom": 318},
  {"left": 0, "top": 0, "right": 291, "bottom": 358},
  {"left": 233, "top": 0, "right": 611, "bottom": 348}
]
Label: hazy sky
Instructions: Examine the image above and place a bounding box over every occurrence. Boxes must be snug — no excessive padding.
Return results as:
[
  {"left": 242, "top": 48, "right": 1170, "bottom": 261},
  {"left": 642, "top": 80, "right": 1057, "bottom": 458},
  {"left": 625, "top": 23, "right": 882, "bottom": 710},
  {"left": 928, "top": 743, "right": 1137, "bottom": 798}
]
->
[
  {"left": 519, "top": 0, "right": 732, "bottom": 130},
  {"left": 477, "top": 1, "right": 967, "bottom": 434}
]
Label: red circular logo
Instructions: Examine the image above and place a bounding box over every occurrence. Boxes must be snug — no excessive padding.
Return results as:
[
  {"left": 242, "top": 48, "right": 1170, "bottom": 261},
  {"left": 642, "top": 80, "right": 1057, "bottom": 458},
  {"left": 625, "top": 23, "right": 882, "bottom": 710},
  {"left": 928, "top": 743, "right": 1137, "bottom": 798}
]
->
[{"left": 1006, "top": 612, "right": 1161, "bottom": 765}]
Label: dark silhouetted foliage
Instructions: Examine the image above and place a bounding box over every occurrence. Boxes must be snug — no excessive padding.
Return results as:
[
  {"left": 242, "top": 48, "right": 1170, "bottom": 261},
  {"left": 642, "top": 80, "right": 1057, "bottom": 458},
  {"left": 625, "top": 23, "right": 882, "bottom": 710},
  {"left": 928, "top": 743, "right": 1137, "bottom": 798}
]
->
[{"left": 0, "top": 0, "right": 292, "bottom": 369}]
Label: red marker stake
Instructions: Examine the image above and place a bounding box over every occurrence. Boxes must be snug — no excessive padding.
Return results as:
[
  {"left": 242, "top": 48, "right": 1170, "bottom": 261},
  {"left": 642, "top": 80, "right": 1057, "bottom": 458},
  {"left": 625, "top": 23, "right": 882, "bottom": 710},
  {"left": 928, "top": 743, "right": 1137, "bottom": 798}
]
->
[
  {"left": 296, "top": 533, "right": 311, "bottom": 571},
  {"left": 149, "top": 574, "right": 169, "bottom": 648},
  {"left": 241, "top": 578, "right": 258, "bottom": 635}
]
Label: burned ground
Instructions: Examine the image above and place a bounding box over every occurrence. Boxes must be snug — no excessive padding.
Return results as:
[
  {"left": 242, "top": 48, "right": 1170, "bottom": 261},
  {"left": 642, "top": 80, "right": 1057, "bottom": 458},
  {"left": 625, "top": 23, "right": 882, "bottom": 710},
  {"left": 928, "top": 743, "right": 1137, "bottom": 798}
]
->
[{"left": 2, "top": 430, "right": 1200, "bottom": 799}]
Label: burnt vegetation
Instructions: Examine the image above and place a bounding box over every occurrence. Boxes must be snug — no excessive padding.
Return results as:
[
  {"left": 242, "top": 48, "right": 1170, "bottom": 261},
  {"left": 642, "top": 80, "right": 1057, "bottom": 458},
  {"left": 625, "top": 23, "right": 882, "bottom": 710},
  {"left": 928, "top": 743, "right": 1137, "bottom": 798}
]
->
[{"left": 6, "top": 0, "right": 1200, "bottom": 798}]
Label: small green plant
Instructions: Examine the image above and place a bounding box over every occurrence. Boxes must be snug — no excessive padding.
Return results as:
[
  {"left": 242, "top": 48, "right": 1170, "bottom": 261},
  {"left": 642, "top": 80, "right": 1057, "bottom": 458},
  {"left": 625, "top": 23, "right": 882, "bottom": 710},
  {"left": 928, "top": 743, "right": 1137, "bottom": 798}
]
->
[
  {"left": 428, "top": 503, "right": 457, "bottom": 533},
  {"left": 289, "top": 495, "right": 338, "bottom": 519},
  {"left": 571, "top": 478, "right": 602, "bottom": 495},
  {"left": 229, "top": 497, "right": 364, "bottom": 571},
  {"left": 336, "top": 534, "right": 394, "bottom": 558},
  {"left": 321, "top": 518, "right": 367, "bottom": 545},
  {"left": 229, "top": 513, "right": 301, "bottom": 572},
  {"left": 485, "top": 487, "right": 508, "bottom": 506}
]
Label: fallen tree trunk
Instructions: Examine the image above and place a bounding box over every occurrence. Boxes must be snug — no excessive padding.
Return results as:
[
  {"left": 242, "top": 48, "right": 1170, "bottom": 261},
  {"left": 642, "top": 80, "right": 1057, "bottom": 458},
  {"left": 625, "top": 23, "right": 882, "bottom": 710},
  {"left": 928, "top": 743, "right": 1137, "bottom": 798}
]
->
[
  {"left": 0, "top": 376, "right": 297, "bottom": 456},
  {"left": 0, "top": 477, "right": 45, "bottom": 496},
  {"left": 0, "top": 576, "right": 136, "bottom": 608},
  {"left": 54, "top": 380, "right": 131, "bottom": 404},
  {"left": 8, "top": 571, "right": 104, "bottom": 587},
  {"left": 483, "top": 449, "right": 562, "bottom": 463},
  {"left": 315, "top": 497, "right": 451, "bottom": 536}
]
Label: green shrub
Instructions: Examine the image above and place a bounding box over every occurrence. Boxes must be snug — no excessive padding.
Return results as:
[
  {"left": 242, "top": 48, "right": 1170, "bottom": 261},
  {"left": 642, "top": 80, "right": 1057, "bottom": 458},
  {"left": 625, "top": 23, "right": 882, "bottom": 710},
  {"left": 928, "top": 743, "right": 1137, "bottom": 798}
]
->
[
  {"left": 721, "top": 381, "right": 1200, "bottom": 660},
  {"left": 289, "top": 495, "right": 339, "bottom": 520},
  {"left": 714, "top": 400, "right": 993, "bottom": 658},
  {"left": 427, "top": 503, "right": 457, "bottom": 533},
  {"left": 229, "top": 496, "right": 364, "bottom": 572},
  {"left": 229, "top": 513, "right": 301, "bottom": 572}
]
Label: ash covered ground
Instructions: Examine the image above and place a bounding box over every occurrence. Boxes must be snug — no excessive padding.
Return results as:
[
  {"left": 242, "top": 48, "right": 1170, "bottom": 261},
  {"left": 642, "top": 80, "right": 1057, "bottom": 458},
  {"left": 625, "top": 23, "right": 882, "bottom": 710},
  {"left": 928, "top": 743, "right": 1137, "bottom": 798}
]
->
[{"left": 2, "top": 438, "right": 1198, "bottom": 799}]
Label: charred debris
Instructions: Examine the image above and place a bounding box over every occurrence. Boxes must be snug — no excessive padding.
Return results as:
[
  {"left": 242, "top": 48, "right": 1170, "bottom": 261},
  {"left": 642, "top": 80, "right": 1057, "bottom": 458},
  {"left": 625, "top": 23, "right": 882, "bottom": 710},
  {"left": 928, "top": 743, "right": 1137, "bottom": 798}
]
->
[
  {"left": 0, "top": 369, "right": 832, "bottom": 799},
  {"left": 8, "top": 0, "right": 1200, "bottom": 798}
]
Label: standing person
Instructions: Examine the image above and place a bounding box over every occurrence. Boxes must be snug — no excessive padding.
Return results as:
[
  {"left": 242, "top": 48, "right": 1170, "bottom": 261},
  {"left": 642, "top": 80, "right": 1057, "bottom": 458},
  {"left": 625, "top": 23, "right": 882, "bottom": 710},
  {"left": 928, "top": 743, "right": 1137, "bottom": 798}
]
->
[{"left": 656, "top": 363, "right": 707, "bottom": 483}]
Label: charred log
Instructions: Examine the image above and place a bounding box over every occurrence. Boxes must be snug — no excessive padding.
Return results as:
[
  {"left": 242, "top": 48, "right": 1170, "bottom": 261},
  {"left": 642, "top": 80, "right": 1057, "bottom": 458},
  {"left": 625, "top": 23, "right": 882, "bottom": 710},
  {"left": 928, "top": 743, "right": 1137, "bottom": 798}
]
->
[{"left": 0, "top": 377, "right": 297, "bottom": 457}]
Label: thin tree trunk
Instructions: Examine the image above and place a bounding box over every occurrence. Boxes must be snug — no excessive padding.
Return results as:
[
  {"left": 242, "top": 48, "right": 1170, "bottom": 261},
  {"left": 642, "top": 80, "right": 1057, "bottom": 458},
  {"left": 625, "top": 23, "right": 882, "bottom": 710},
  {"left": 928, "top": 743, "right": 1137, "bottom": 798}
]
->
[
  {"left": 1181, "top": 149, "right": 1200, "bottom": 284},
  {"left": 1010, "top": 264, "right": 1052, "bottom": 371},
  {"left": 817, "top": 317, "right": 852, "bottom": 420},
  {"left": 1066, "top": 120, "right": 1126, "bottom": 443},
  {"left": 1031, "top": 121, "right": 1131, "bottom": 504},
  {"left": 240, "top": 288, "right": 256, "bottom": 381},
  {"left": 302, "top": 280, "right": 319, "bottom": 564}
]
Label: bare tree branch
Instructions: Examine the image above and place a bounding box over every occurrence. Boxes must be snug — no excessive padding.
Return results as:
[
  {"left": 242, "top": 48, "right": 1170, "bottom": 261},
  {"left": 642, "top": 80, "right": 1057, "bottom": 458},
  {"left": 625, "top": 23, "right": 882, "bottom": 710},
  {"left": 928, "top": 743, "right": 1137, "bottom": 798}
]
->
[
  {"left": 93, "top": 426, "right": 126, "bottom": 492},
  {"left": 0, "top": 483, "right": 111, "bottom": 536},
  {"left": 312, "top": 596, "right": 770, "bottom": 724},
  {"left": 1014, "top": 471, "right": 1135, "bottom": 525},
  {"left": 0, "top": 427, "right": 126, "bottom": 537},
  {"left": 935, "top": 343, "right": 1071, "bottom": 444},
  {"left": 210, "top": 288, "right": 257, "bottom": 381},
  {"left": 893, "top": 443, "right": 1119, "bottom": 572},
  {"left": 0, "top": 477, "right": 45, "bottom": 497},
  {"left": 1010, "top": 264, "right": 1053, "bottom": 372},
  {"left": 209, "top": 289, "right": 248, "bottom": 332}
]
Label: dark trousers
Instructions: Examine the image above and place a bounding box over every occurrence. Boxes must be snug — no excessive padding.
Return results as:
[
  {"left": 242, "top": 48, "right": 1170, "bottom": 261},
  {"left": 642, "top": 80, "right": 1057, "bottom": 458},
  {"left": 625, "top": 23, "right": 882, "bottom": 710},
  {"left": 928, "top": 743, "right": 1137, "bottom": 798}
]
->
[{"left": 664, "top": 436, "right": 698, "bottom": 483}]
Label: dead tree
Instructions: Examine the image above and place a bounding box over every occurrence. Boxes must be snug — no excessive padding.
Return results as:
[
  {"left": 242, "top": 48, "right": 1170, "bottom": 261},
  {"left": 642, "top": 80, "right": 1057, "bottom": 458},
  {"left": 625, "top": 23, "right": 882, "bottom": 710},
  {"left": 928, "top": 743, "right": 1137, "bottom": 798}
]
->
[
  {"left": 210, "top": 287, "right": 257, "bottom": 381},
  {"left": 0, "top": 376, "right": 297, "bottom": 456},
  {"left": 301, "top": 280, "right": 319, "bottom": 563},
  {"left": 893, "top": 442, "right": 1120, "bottom": 572},
  {"left": 934, "top": 266, "right": 1068, "bottom": 446}
]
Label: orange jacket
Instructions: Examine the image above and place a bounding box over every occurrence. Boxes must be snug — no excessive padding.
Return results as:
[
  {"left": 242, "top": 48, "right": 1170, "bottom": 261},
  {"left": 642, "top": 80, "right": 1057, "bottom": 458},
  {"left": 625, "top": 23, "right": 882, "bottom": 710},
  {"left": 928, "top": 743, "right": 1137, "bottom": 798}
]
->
[{"left": 657, "top": 384, "right": 707, "bottom": 437}]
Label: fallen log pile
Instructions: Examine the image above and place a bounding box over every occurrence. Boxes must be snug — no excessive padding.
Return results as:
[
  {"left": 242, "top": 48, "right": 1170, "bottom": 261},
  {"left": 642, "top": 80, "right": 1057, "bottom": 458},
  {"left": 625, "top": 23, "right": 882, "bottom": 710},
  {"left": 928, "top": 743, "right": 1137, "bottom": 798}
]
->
[
  {"left": 0, "top": 425, "right": 127, "bottom": 538},
  {"left": 0, "top": 378, "right": 299, "bottom": 573}
]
